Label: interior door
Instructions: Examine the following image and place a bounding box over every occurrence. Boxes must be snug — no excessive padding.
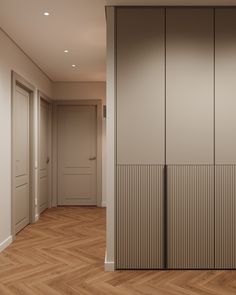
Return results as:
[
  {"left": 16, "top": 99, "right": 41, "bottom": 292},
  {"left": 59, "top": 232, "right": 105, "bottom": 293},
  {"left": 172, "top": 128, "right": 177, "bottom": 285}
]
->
[
  {"left": 39, "top": 99, "right": 50, "bottom": 214},
  {"left": 14, "top": 85, "right": 30, "bottom": 233},
  {"left": 57, "top": 105, "right": 97, "bottom": 205}
]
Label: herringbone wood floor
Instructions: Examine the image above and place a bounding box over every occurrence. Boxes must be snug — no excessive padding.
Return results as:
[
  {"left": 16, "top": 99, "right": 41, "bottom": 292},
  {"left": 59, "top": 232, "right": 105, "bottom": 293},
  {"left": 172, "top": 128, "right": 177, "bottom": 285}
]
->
[{"left": 0, "top": 207, "right": 236, "bottom": 295}]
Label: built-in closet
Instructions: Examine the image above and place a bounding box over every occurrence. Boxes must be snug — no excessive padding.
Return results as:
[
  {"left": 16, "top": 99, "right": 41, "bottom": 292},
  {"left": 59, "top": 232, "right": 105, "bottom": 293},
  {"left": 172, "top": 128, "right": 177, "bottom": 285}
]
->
[{"left": 115, "top": 7, "right": 236, "bottom": 269}]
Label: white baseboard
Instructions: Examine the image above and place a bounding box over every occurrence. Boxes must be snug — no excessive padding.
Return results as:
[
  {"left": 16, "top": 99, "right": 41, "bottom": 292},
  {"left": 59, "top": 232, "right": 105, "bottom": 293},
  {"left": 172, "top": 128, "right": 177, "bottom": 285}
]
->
[
  {"left": 0, "top": 236, "right": 12, "bottom": 252},
  {"left": 102, "top": 201, "right": 106, "bottom": 208},
  {"left": 104, "top": 251, "right": 115, "bottom": 271},
  {"left": 35, "top": 214, "right": 39, "bottom": 222}
]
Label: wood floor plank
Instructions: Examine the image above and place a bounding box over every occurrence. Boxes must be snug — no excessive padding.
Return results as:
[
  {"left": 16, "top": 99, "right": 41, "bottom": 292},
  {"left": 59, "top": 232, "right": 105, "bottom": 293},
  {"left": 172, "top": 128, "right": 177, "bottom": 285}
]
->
[{"left": 0, "top": 207, "right": 236, "bottom": 294}]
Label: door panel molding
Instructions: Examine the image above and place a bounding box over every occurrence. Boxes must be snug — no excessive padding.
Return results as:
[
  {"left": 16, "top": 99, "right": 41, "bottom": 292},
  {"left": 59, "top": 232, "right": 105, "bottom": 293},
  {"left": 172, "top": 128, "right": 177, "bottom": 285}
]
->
[
  {"left": 11, "top": 71, "right": 37, "bottom": 239},
  {"left": 52, "top": 100, "right": 102, "bottom": 207}
]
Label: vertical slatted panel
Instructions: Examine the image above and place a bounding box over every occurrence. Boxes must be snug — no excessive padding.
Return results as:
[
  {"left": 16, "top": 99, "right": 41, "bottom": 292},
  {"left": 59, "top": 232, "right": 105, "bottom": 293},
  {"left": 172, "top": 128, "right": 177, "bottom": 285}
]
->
[
  {"left": 116, "top": 165, "right": 164, "bottom": 269},
  {"left": 168, "top": 165, "right": 214, "bottom": 269},
  {"left": 215, "top": 165, "right": 236, "bottom": 268}
]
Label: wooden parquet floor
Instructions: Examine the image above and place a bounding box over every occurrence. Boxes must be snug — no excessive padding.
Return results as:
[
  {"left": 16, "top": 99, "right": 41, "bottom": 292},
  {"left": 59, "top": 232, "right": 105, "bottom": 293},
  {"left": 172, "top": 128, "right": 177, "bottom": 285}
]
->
[{"left": 0, "top": 207, "right": 236, "bottom": 295}]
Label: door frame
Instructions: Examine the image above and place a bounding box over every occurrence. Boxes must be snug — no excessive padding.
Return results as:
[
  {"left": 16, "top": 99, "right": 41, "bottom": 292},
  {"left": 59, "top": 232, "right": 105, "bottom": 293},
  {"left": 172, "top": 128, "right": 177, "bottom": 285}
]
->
[
  {"left": 52, "top": 100, "right": 103, "bottom": 207},
  {"left": 37, "top": 91, "right": 53, "bottom": 216},
  {"left": 11, "top": 71, "right": 36, "bottom": 239}
]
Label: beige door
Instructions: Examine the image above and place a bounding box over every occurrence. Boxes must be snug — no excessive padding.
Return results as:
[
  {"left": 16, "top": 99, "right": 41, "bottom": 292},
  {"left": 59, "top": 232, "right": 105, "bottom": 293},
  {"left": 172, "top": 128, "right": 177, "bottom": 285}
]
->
[
  {"left": 58, "top": 105, "right": 97, "bottom": 205},
  {"left": 39, "top": 99, "right": 50, "bottom": 214},
  {"left": 14, "top": 85, "right": 30, "bottom": 233}
]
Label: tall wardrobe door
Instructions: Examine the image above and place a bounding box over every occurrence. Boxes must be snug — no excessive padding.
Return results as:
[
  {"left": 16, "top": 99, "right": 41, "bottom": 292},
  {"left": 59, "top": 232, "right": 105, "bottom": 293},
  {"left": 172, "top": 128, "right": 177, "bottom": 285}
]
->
[
  {"left": 116, "top": 8, "right": 165, "bottom": 269},
  {"left": 166, "top": 8, "right": 215, "bottom": 269},
  {"left": 215, "top": 9, "right": 236, "bottom": 268}
]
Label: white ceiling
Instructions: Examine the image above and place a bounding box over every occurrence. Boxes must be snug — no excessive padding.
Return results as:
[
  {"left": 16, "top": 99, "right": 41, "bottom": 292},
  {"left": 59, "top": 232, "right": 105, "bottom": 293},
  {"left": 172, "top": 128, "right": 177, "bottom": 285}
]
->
[{"left": 0, "top": 0, "right": 236, "bottom": 82}]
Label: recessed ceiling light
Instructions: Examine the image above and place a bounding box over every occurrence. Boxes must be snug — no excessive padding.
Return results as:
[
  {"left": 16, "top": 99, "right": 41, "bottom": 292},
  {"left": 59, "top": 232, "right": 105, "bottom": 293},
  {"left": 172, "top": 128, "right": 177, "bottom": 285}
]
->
[
  {"left": 64, "top": 50, "right": 69, "bottom": 53},
  {"left": 72, "top": 64, "right": 76, "bottom": 67},
  {"left": 44, "top": 12, "right": 50, "bottom": 16}
]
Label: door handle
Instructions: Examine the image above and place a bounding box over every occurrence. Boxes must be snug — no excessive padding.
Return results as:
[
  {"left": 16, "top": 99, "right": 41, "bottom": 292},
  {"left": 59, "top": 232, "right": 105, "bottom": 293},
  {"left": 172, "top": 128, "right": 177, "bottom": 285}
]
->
[
  {"left": 89, "top": 156, "right": 97, "bottom": 160},
  {"left": 46, "top": 157, "right": 50, "bottom": 164},
  {"left": 164, "top": 164, "right": 168, "bottom": 269}
]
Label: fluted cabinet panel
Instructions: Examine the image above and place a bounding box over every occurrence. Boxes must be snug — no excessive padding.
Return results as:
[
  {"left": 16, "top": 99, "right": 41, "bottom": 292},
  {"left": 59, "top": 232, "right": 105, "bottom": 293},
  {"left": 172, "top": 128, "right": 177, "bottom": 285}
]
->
[
  {"left": 215, "top": 165, "right": 236, "bottom": 268},
  {"left": 168, "top": 165, "right": 214, "bottom": 269},
  {"left": 116, "top": 165, "right": 164, "bottom": 269}
]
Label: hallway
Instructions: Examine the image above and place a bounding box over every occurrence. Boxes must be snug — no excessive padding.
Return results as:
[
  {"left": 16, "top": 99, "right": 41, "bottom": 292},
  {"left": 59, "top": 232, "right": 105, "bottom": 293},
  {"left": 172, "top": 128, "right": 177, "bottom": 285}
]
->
[
  {"left": 0, "top": 207, "right": 235, "bottom": 295},
  {"left": 0, "top": 207, "right": 106, "bottom": 294}
]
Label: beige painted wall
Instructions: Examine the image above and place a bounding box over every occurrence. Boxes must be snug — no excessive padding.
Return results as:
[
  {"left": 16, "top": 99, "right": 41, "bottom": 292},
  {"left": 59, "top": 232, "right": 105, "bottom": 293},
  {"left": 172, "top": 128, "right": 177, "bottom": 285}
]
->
[
  {"left": 0, "top": 28, "right": 52, "bottom": 251},
  {"left": 53, "top": 82, "right": 107, "bottom": 207},
  {"left": 53, "top": 82, "right": 106, "bottom": 101}
]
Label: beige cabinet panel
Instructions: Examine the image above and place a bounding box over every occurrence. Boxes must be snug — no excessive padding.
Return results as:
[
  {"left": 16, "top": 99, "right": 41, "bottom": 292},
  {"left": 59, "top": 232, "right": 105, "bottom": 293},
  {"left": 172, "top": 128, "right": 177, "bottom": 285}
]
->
[
  {"left": 215, "top": 9, "right": 236, "bottom": 164},
  {"left": 116, "top": 8, "right": 165, "bottom": 165},
  {"left": 166, "top": 8, "right": 214, "bottom": 164}
]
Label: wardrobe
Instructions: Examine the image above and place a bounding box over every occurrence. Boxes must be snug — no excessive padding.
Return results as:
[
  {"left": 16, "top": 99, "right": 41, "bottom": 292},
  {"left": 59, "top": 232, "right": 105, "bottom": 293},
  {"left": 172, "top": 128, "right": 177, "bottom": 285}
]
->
[{"left": 115, "top": 7, "right": 236, "bottom": 269}]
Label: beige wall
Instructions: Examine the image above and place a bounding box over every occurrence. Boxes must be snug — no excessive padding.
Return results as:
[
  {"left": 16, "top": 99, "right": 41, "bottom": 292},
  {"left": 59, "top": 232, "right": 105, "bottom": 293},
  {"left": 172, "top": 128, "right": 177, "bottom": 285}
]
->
[
  {"left": 0, "top": 28, "right": 52, "bottom": 251},
  {"left": 53, "top": 82, "right": 106, "bottom": 101}
]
